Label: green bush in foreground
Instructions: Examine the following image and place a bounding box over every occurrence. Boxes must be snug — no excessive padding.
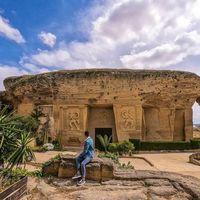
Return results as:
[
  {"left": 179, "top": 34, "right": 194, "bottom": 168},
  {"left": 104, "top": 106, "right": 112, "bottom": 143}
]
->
[{"left": 108, "top": 141, "right": 135, "bottom": 154}]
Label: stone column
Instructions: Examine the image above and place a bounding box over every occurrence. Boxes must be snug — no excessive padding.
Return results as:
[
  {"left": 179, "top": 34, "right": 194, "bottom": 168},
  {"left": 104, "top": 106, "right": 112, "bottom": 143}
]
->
[{"left": 184, "top": 107, "right": 193, "bottom": 141}]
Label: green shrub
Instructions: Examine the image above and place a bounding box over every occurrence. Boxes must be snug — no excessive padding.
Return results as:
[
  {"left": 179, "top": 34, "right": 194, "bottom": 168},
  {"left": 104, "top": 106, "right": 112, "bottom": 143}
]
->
[
  {"left": 98, "top": 152, "right": 119, "bottom": 163},
  {"left": 108, "top": 143, "right": 119, "bottom": 153},
  {"left": 129, "top": 139, "right": 141, "bottom": 150},
  {"left": 0, "top": 167, "right": 42, "bottom": 190},
  {"left": 108, "top": 141, "right": 135, "bottom": 154},
  {"left": 118, "top": 141, "right": 135, "bottom": 154},
  {"left": 190, "top": 139, "right": 200, "bottom": 149},
  {"left": 14, "top": 115, "right": 39, "bottom": 137},
  {"left": 140, "top": 141, "right": 191, "bottom": 151}
]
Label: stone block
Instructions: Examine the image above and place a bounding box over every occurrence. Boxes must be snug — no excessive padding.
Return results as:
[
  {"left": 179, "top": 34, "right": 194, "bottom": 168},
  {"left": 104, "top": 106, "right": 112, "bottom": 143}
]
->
[
  {"left": 42, "top": 160, "right": 60, "bottom": 177},
  {"left": 86, "top": 162, "right": 101, "bottom": 181},
  {"left": 58, "top": 162, "right": 76, "bottom": 178}
]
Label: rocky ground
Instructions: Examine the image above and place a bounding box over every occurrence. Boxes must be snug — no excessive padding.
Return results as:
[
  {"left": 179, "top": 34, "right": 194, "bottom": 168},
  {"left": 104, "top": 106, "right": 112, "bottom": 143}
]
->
[
  {"left": 23, "top": 151, "right": 200, "bottom": 200},
  {"left": 24, "top": 170, "right": 200, "bottom": 200}
]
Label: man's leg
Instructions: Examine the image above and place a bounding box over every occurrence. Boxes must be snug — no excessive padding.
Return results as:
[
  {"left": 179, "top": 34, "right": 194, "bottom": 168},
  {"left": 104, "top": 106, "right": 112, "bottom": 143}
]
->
[
  {"left": 76, "top": 154, "right": 84, "bottom": 172},
  {"left": 72, "top": 154, "right": 83, "bottom": 179},
  {"left": 77, "top": 156, "right": 92, "bottom": 185}
]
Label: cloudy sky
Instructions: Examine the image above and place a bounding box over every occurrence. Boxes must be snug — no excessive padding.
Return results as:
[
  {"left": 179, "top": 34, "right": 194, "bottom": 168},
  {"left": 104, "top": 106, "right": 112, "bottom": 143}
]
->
[{"left": 0, "top": 0, "right": 200, "bottom": 122}]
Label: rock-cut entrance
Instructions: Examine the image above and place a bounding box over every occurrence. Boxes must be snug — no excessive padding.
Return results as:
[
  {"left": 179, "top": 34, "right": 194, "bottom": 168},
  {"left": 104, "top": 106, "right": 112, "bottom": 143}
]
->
[{"left": 88, "top": 106, "right": 117, "bottom": 148}]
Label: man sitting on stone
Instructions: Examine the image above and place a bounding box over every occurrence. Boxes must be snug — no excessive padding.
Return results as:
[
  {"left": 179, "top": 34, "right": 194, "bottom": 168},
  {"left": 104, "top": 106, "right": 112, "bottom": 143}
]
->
[{"left": 72, "top": 131, "right": 94, "bottom": 185}]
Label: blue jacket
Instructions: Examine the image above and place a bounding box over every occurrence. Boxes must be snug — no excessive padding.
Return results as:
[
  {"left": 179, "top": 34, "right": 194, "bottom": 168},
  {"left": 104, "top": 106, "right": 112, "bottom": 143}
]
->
[{"left": 82, "top": 136, "right": 94, "bottom": 158}]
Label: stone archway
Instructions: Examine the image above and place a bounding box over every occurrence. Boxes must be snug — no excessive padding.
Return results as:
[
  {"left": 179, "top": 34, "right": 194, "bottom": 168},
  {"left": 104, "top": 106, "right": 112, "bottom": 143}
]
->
[{"left": 192, "top": 97, "right": 200, "bottom": 139}]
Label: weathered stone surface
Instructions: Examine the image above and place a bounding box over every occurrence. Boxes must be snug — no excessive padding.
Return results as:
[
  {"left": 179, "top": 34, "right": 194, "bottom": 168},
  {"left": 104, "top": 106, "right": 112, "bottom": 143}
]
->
[
  {"left": 43, "top": 155, "right": 114, "bottom": 181},
  {"left": 42, "top": 160, "right": 60, "bottom": 177},
  {"left": 189, "top": 152, "right": 200, "bottom": 165},
  {"left": 1, "top": 69, "right": 200, "bottom": 146},
  {"left": 26, "top": 172, "right": 200, "bottom": 200}
]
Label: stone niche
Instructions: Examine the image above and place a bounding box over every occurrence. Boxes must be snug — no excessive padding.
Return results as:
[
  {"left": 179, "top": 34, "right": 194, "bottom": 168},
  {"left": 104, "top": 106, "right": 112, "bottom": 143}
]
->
[
  {"left": 143, "top": 107, "right": 173, "bottom": 141},
  {"left": 37, "top": 105, "right": 56, "bottom": 140},
  {"left": 143, "top": 107, "right": 192, "bottom": 141},
  {"left": 88, "top": 106, "right": 117, "bottom": 144}
]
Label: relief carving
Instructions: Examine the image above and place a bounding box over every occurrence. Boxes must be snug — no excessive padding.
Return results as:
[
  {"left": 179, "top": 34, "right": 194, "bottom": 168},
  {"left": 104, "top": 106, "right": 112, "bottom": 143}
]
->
[
  {"left": 62, "top": 107, "right": 83, "bottom": 131},
  {"left": 68, "top": 111, "right": 80, "bottom": 130},
  {"left": 121, "top": 110, "right": 134, "bottom": 129},
  {"left": 116, "top": 106, "right": 136, "bottom": 131}
]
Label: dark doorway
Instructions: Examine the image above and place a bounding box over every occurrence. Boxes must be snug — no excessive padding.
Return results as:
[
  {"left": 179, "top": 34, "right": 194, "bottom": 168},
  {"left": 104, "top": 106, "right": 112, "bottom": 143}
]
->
[{"left": 95, "top": 128, "right": 112, "bottom": 150}]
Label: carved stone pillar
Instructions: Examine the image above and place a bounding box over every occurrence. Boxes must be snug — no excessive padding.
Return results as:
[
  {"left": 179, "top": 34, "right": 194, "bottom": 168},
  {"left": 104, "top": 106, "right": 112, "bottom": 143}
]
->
[
  {"left": 113, "top": 104, "right": 142, "bottom": 142},
  {"left": 60, "top": 105, "right": 88, "bottom": 147}
]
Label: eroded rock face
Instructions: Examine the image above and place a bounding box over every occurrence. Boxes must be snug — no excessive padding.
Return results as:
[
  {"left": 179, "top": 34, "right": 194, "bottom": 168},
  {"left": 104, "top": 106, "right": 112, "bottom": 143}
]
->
[{"left": 1, "top": 69, "right": 200, "bottom": 145}]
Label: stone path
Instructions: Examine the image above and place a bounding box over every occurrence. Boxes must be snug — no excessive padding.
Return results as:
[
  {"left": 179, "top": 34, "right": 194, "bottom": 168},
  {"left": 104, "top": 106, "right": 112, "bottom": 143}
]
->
[{"left": 138, "top": 152, "right": 200, "bottom": 179}]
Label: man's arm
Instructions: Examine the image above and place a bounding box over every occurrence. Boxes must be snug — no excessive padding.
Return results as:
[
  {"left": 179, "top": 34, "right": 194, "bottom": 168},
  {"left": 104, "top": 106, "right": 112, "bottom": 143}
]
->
[{"left": 82, "top": 140, "right": 90, "bottom": 156}]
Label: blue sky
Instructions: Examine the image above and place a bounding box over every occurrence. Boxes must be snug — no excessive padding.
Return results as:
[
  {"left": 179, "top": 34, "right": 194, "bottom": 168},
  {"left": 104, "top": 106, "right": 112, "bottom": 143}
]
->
[
  {"left": 1, "top": 0, "right": 200, "bottom": 122},
  {"left": 0, "top": 0, "right": 92, "bottom": 66}
]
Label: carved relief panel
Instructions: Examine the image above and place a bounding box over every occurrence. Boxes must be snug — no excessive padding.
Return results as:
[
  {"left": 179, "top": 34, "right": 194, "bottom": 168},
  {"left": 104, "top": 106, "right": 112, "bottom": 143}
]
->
[
  {"left": 62, "top": 107, "right": 84, "bottom": 131},
  {"left": 117, "top": 106, "right": 136, "bottom": 131}
]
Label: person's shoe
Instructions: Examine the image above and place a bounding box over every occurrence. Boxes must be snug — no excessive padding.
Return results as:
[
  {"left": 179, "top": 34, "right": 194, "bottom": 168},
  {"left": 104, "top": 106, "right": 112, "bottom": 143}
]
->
[
  {"left": 72, "top": 171, "right": 81, "bottom": 180},
  {"left": 77, "top": 178, "right": 86, "bottom": 186}
]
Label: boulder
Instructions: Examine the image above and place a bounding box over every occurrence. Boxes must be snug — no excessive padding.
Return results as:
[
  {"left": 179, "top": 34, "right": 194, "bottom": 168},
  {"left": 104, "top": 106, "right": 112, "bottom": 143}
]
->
[{"left": 189, "top": 153, "right": 200, "bottom": 166}]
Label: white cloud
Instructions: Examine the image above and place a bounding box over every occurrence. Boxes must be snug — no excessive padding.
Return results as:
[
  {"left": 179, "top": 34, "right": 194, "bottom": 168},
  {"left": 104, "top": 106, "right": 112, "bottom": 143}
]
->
[
  {"left": 38, "top": 31, "right": 56, "bottom": 47},
  {"left": 0, "top": 65, "right": 28, "bottom": 90},
  {"left": 22, "top": 0, "right": 200, "bottom": 70},
  {"left": 0, "top": 15, "right": 25, "bottom": 43}
]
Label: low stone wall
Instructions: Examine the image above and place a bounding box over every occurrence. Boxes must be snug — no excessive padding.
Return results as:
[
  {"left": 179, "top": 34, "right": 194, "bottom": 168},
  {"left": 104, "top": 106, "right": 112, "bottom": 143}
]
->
[
  {"left": 189, "top": 153, "right": 200, "bottom": 166},
  {"left": 42, "top": 155, "right": 114, "bottom": 181}
]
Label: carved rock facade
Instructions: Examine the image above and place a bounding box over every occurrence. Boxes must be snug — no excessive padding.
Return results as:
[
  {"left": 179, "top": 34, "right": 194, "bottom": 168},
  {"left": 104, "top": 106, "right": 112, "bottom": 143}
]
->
[{"left": 1, "top": 69, "right": 200, "bottom": 147}]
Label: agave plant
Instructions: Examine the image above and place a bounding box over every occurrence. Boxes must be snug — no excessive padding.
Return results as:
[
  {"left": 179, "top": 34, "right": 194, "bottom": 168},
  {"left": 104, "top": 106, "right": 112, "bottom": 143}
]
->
[
  {"left": 6, "top": 132, "right": 35, "bottom": 169},
  {"left": 0, "top": 106, "right": 35, "bottom": 170},
  {"left": 97, "top": 134, "right": 112, "bottom": 151}
]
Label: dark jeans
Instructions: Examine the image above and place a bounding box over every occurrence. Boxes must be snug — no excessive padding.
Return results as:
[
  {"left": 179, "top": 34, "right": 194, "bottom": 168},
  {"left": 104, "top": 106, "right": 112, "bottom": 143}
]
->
[{"left": 76, "top": 154, "right": 92, "bottom": 178}]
